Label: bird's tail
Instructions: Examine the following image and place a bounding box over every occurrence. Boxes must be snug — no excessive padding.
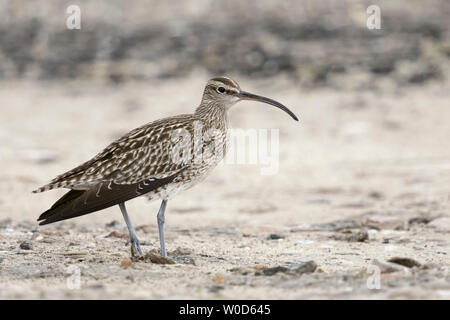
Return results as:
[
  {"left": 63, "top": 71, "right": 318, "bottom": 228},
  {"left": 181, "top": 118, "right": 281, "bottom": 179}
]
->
[{"left": 37, "top": 189, "right": 86, "bottom": 225}]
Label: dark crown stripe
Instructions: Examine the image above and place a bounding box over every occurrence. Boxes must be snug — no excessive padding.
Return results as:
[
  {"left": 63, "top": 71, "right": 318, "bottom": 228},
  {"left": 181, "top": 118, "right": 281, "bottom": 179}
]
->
[{"left": 210, "top": 77, "right": 239, "bottom": 89}]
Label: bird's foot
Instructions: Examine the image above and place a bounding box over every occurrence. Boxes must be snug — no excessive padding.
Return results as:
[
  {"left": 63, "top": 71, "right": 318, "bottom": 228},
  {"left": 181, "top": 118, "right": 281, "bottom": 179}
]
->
[{"left": 128, "top": 236, "right": 143, "bottom": 257}]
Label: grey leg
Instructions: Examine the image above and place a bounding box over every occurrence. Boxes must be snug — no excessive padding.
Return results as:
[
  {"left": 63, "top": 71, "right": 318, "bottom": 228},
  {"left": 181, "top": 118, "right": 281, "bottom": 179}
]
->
[
  {"left": 119, "top": 202, "right": 143, "bottom": 256},
  {"left": 157, "top": 200, "right": 168, "bottom": 257}
]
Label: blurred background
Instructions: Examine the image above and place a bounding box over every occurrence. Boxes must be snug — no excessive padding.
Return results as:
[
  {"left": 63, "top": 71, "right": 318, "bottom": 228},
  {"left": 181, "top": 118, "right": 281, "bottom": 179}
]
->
[
  {"left": 1, "top": 0, "right": 449, "bottom": 84},
  {"left": 0, "top": 0, "right": 449, "bottom": 299}
]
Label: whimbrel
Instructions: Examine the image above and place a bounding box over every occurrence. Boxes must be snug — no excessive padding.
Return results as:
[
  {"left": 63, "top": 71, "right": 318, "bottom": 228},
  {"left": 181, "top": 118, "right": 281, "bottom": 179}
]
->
[{"left": 33, "top": 77, "right": 298, "bottom": 257}]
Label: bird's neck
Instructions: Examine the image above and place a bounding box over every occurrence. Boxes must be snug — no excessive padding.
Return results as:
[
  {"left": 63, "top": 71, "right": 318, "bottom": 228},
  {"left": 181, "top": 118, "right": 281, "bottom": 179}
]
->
[{"left": 195, "top": 102, "right": 228, "bottom": 129}]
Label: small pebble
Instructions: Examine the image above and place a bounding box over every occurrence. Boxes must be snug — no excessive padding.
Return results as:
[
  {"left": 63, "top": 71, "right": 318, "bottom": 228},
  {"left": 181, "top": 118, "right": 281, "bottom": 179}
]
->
[
  {"left": 121, "top": 258, "right": 133, "bottom": 269},
  {"left": 290, "top": 260, "right": 317, "bottom": 274},
  {"left": 86, "top": 242, "right": 96, "bottom": 248},
  {"left": 254, "top": 265, "right": 267, "bottom": 270},
  {"left": 267, "top": 234, "right": 284, "bottom": 240},
  {"left": 106, "top": 231, "right": 129, "bottom": 239},
  {"left": 20, "top": 241, "right": 33, "bottom": 250},
  {"left": 213, "top": 274, "right": 224, "bottom": 284}
]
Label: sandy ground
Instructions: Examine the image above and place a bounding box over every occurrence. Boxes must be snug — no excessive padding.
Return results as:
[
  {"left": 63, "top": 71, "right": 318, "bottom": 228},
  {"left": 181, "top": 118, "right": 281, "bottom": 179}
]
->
[{"left": 0, "top": 74, "right": 449, "bottom": 299}]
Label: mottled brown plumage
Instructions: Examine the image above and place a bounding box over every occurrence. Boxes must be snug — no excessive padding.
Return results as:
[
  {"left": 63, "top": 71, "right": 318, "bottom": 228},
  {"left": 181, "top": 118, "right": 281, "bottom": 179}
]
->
[{"left": 34, "top": 76, "right": 298, "bottom": 256}]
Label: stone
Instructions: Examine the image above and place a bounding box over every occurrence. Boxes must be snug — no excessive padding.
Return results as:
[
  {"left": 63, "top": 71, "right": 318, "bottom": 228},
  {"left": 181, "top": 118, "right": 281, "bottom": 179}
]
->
[
  {"left": 428, "top": 217, "right": 450, "bottom": 232},
  {"left": 388, "top": 257, "right": 421, "bottom": 268},
  {"left": 19, "top": 241, "right": 33, "bottom": 250},
  {"left": 290, "top": 261, "right": 317, "bottom": 274},
  {"left": 267, "top": 234, "right": 284, "bottom": 240},
  {"left": 121, "top": 258, "right": 133, "bottom": 269}
]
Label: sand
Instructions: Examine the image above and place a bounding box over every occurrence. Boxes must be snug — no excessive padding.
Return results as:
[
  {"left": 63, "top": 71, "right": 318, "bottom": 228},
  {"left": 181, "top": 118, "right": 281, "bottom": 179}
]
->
[{"left": 0, "top": 75, "right": 449, "bottom": 299}]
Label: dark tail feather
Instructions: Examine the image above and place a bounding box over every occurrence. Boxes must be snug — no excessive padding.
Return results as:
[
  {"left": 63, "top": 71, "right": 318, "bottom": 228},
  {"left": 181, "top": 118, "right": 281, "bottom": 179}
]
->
[{"left": 38, "top": 189, "right": 87, "bottom": 224}]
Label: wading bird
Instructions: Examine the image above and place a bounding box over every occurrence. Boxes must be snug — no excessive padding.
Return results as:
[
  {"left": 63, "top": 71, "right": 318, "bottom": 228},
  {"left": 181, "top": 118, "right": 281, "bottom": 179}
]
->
[{"left": 33, "top": 77, "right": 298, "bottom": 257}]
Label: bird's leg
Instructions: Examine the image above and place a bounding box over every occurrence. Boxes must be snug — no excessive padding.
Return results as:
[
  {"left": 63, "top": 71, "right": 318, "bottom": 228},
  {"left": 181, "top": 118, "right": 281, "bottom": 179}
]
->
[
  {"left": 119, "top": 202, "right": 143, "bottom": 257},
  {"left": 157, "top": 200, "right": 168, "bottom": 257}
]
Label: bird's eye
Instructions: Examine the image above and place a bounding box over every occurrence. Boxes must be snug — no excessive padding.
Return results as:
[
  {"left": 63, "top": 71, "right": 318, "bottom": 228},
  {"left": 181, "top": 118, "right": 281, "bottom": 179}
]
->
[{"left": 217, "top": 86, "right": 226, "bottom": 93}]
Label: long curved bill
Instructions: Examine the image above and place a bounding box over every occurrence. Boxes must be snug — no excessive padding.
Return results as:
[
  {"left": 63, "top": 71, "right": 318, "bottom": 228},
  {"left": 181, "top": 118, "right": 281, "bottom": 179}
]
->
[{"left": 238, "top": 91, "right": 299, "bottom": 121}]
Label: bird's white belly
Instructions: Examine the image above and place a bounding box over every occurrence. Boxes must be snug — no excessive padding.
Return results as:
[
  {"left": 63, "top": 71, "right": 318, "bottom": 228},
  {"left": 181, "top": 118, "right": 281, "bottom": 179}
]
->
[
  {"left": 145, "top": 166, "right": 216, "bottom": 201},
  {"left": 149, "top": 181, "right": 192, "bottom": 200}
]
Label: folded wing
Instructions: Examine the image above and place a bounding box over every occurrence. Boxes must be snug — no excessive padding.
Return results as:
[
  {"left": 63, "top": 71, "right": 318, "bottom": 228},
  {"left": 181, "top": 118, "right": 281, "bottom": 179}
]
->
[{"left": 38, "top": 170, "right": 183, "bottom": 225}]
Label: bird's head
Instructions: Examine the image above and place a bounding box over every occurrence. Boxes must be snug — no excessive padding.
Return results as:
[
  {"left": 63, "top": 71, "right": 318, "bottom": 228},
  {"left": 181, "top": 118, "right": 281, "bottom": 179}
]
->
[{"left": 198, "top": 76, "right": 298, "bottom": 121}]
